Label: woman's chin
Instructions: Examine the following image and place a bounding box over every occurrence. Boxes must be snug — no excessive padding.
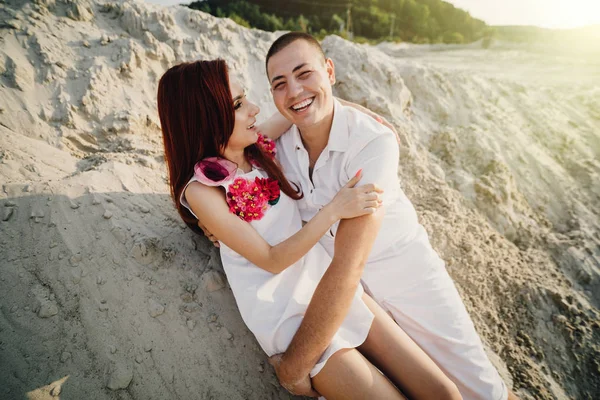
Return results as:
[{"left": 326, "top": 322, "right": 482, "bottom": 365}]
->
[{"left": 242, "top": 137, "right": 258, "bottom": 150}]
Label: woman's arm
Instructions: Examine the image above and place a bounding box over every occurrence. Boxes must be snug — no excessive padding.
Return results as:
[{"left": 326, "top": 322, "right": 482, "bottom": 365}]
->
[
  {"left": 258, "top": 97, "right": 386, "bottom": 140},
  {"left": 256, "top": 111, "right": 291, "bottom": 140},
  {"left": 185, "top": 173, "right": 382, "bottom": 274},
  {"left": 257, "top": 97, "right": 390, "bottom": 141}
]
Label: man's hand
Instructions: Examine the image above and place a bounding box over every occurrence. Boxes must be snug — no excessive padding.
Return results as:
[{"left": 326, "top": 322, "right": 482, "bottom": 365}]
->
[
  {"left": 268, "top": 354, "right": 320, "bottom": 397},
  {"left": 197, "top": 221, "right": 220, "bottom": 247}
]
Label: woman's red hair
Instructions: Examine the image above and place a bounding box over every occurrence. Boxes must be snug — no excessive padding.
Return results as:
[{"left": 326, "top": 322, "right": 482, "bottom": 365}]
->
[{"left": 157, "top": 59, "right": 301, "bottom": 234}]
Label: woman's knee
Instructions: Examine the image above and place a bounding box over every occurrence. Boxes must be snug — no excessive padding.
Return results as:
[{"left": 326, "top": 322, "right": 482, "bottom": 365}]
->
[{"left": 313, "top": 348, "right": 405, "bottom": 400}]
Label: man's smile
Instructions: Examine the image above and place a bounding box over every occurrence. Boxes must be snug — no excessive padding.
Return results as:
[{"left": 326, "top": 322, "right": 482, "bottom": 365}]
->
[{"left": 290, "top": 97, "right": 315, "bottom": 113}]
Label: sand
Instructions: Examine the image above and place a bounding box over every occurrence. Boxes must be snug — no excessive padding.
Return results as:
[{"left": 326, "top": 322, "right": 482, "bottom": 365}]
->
[{"left": 0, "top": 0, "right": 598, "bottom": 399}]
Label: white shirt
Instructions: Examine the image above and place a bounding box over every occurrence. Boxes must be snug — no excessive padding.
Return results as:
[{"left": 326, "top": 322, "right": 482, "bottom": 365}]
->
[{"left": 277, "top": 99, "right": 421, "bottom": 261}]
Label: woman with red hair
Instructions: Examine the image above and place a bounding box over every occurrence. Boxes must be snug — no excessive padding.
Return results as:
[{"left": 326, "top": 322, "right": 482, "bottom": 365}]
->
[{"left": 157, "top": 60, "right": 462, "bottom": 399}]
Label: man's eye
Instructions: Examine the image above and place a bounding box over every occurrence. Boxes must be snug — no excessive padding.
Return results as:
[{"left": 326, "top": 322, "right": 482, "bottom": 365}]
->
[
  {"left": 274, "top": 82, "right": 285, "bottom": 90},
  {"left": 299, "top": 71, "right": 311, "bottom": 78}
]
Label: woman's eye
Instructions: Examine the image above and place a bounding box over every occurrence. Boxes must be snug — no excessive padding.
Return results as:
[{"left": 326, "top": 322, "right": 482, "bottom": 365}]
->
[{"left": 234, "top": 102, "right": 242, "bottom": 110}]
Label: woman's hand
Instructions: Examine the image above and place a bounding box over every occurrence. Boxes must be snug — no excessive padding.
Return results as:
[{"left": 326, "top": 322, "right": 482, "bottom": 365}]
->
[
  {"left": 337, "top": 97, "right": 401, "bottom": 144},
  {"left": 326, "top": 170, "right": 384, "bottom": 220},
  {"left": 372, "top": 114, "right": 400, "bottom": 143}
]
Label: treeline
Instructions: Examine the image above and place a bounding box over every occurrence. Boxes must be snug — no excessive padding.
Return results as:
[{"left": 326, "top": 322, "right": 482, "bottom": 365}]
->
[{"left": 187, "top": 0, "right": 492, "bottom": 44}]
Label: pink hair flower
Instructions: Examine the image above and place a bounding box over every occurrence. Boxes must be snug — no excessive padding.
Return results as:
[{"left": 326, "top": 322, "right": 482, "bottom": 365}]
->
[{"left": 256, "top": 133, "right": 277, "bottom": 158}]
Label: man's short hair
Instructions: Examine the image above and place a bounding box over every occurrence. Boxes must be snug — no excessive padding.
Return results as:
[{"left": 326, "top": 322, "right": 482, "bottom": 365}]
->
[{"left": 265, "top": 32, "right": 326, "bottom": 75}]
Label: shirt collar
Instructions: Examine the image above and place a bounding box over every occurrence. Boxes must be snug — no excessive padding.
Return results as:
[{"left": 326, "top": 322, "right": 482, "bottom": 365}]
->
[
  {"left": 288, "top": 98, "right": 349, "bottom": 153},
  {"left": 327, "top": 99, "right": 349, "bottom": 153},
  {"left": 289, "top": 123, "right": 304, "bottom": 151}
]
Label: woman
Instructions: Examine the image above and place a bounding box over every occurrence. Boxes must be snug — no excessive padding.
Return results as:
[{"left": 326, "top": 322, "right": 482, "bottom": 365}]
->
[{"left": 157, "top": 59, "right": 461, "bottom": 399}]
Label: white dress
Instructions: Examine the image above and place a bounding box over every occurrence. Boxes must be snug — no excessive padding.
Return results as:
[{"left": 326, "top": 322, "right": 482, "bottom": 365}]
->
[{"left": 181, "top": 166, "right": 374, "bottom": 377}]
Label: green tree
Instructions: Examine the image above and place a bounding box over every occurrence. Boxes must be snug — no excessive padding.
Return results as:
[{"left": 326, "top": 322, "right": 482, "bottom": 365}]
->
[
  {"left": 187, "top": 0, "right": 489, "bottom": 45},
  {"left": 297, "top": 15, "right": 308, "bottom": 33},
  {"left": 443, "top": 31, "right": 464, "bottom": 44},
  {"left": 330, "top": 13, "right": 344, "bottom": 32}
]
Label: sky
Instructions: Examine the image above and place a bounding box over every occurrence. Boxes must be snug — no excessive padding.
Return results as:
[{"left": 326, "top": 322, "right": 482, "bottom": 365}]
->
[
  {"left": 446, "top": 0, "right": 600, "bottom": 29},
  {"left": 144, "top": 0, "right": 600, "bottom": 30}
]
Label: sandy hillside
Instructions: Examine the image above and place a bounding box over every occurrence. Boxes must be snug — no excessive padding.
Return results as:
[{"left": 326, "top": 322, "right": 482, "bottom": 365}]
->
[{"left": 0, "top": 0, "right": 598, "bottom": 399}]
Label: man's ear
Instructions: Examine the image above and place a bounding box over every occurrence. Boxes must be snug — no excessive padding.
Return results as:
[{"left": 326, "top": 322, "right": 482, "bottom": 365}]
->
[{"left": 325, "top": 58, "right": 336, "bottom": 85}]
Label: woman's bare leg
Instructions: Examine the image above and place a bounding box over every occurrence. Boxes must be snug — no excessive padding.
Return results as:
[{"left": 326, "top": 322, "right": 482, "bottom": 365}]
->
[
  {"left": 311, "top": 348, "right": 406, "bottom": 400},
  {"left": 358, "top": 293, "right": 462, "bottom": 400}
]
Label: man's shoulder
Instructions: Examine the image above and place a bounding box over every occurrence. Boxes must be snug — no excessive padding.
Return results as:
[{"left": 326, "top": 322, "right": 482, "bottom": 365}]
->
[{"left": 339, "top": 103, "right": 396, "bottom": 150}]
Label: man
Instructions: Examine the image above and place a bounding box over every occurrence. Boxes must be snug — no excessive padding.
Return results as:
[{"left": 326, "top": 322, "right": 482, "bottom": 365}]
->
[{"left": 263, "top": 32, "right": 516, "bottom": 400}]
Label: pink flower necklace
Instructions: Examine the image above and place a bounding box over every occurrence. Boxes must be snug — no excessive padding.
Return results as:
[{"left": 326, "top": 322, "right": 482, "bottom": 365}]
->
[{"left": 193, "top": 134, "right": 280, "bottom": 222}]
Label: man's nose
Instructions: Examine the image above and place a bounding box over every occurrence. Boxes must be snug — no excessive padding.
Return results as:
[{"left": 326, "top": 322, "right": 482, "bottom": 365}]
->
[{"left": 287, "top": 79, "right": 303, "bottom": 99}]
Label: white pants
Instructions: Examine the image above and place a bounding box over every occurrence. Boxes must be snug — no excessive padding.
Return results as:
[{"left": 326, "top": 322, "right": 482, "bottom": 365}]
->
[{"left": 361, "top": 226, "right": 508, "bottom": 400}]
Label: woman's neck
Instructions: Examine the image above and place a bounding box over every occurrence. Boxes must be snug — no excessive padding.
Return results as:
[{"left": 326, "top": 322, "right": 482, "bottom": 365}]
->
[{"left": 222, "top": 147, "right": 252, "bottom": 173}]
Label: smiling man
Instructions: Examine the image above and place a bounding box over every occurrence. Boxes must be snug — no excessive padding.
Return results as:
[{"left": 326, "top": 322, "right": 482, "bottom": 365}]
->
[{"left": 266, "top": 32, "right": 516, "bottom": 400}]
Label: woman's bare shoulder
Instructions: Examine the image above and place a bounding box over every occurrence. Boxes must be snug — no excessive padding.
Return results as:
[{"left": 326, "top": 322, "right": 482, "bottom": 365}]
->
[{"left": 185, "top": 181, "right": 226, "bottom": 210}]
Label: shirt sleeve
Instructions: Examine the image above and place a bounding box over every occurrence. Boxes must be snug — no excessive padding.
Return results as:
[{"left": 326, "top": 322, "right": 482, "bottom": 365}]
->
[{"left": 346, "top": 131, "right": 400, "bottom": 204}]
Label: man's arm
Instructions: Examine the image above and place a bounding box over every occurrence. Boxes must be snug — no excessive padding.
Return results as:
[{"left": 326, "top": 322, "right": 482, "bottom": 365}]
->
[
  {"left": 271, "top": 208, "right": 384, "bottom": 393},
  {"left": 270, "top": 123, "right": 399, "bottom": 395}
]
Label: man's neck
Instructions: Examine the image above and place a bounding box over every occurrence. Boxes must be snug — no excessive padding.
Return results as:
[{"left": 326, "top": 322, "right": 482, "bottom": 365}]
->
[{"left": 298, "top": 106, "right": 335, "bottom": 159}]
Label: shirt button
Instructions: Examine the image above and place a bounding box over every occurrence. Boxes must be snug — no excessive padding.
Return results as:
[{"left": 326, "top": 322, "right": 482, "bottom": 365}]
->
[{"left": 296, "top": 146, "right": 300, "bottom": 150}]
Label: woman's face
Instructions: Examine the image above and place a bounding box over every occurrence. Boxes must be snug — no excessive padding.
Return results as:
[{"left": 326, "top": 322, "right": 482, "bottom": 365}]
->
[{"left": 225, "top": 77, "right": 260, "bottom": 152}]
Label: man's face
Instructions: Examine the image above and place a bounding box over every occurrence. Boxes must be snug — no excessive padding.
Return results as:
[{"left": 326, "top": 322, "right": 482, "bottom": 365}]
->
[{"left": 267, "top": 40, "right": 335, "bottom": 130}]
